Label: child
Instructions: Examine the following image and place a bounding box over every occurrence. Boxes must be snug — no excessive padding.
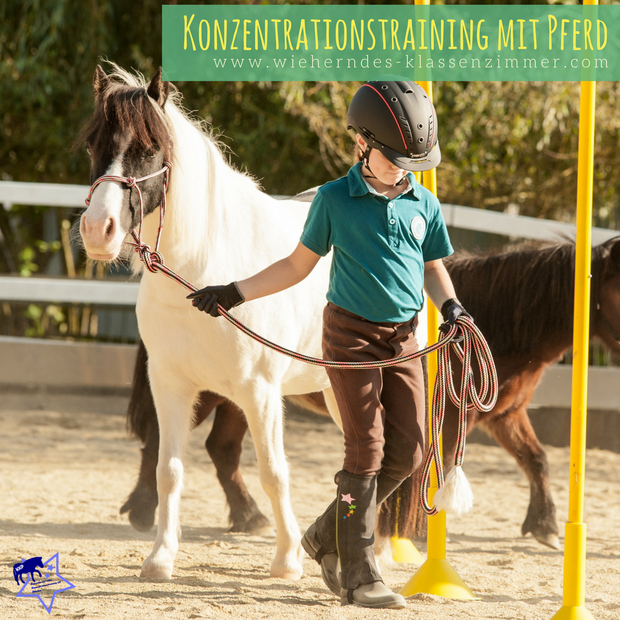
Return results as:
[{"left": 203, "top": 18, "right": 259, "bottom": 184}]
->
[{"left": 188, "top": 80, "right": 468, "bottom": 609}]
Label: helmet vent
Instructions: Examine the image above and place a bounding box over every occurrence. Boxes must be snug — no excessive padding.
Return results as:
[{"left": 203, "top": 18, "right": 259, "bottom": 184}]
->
[
  {"left": 427, "top": 114, "right": 434, "bottom": 149},
  {"left": 399, "top": 117, "right": 413, "bottom": 144},
  {"left": 362, "top": 127, "right": 375, "bottom": 140}
]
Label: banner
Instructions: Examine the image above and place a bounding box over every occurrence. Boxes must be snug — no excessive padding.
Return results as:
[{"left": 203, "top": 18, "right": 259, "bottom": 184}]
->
[{"left": 163, "top": 5, "right": 619, "bottom": 82}]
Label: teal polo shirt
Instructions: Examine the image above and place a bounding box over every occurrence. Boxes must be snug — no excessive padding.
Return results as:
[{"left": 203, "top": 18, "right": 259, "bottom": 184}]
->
[{"left": 300, "top": 162, "right": 453, "bottom": 323}]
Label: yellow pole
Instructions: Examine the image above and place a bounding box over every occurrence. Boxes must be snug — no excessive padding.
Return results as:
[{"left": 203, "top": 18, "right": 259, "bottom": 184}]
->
[
  {"left": 390, "top": 91, "right": 425, "bottom": 567},
  {"left": 400, "top": 78, "right": 476, "bottom": 600},
  {"left": 550, "top": 25, "right": 597, "bottom": 620}
]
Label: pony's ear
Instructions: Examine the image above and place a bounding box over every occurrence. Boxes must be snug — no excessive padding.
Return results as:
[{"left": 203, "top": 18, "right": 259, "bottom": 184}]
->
[
  {"left": 609, "top": 237, "right": 620, "bottom": 270},
  {"left": 93, "top": 65, "right": 109, "bottom": 101},
  {"left": 147, "top": 67, "right": 170, "bottom": 109}
]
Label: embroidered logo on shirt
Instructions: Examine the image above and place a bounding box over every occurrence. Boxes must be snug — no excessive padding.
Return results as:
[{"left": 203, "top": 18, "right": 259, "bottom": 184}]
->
[{"left": 411, "top": 216, "right": 426, "bottom": 240}]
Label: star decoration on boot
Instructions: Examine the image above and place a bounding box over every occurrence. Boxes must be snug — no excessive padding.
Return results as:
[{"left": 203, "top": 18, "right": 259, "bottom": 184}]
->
[{"left": 341, "top": 493, "right": 355, "bottom": 504}]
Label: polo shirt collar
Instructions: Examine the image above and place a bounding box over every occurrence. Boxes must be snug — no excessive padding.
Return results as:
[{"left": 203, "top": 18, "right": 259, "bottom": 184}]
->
[{"left": 347, "top": 161, "right": 421, "bottom": 200}]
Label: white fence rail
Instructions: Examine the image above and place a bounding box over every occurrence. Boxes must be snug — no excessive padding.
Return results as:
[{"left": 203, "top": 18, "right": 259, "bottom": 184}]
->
[
  {"left": 2, "top": 181, "right": 620, "bottom": 410},
  {"left": 1, "top": 334, "right": 619, "bottom": 411},
  {"left": 0, "top": 276, "right": 139, "bottom": 305},
  {"left": 442, "top": 203, "right": 618, "bottom": 246},
  {"left": 1, "top": 180, "right": 618, "bottom": 307},
  {"left": 0, "top": 180, "right": 89, "bottom": 209}
]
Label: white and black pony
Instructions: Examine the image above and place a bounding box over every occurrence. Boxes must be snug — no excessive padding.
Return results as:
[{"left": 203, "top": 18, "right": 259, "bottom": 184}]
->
[{"left": 78, "top": 64, "right": 353, "bottom": 580}]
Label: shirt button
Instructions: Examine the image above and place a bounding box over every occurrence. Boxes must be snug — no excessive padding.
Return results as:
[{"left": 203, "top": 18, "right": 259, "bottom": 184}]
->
[
  {"left": 389, "top": 204, "right": 394, "bottom": 209},
  {"left": 389, "top": 218, "right": 396, "bottom": 225}
]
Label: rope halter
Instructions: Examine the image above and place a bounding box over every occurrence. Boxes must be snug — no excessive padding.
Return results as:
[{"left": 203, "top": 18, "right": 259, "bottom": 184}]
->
[{"left": 84, "top": 161, "right": 172, "bottom": 272}]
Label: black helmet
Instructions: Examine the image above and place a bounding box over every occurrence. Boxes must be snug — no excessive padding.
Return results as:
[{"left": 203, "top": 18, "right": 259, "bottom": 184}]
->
[{"left": 347, "top": 80, "right": 441, "bottom": 172}]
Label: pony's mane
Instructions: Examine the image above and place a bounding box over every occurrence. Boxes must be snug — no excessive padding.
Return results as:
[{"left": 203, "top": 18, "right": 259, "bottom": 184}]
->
[
  {"left": 446, "top": 240, "right": 608, "bottom": 357},
  {"left": 76, "top": 62, "right": 233, "bottom": 170},
  {"left": 76, "top": 64, "right": 168, "bottom": 159}
]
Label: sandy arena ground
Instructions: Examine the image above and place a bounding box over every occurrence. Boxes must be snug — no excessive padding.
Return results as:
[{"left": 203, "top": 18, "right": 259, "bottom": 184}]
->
[{"left": 0, "top": 391, "right": 619, "bottom": 619}]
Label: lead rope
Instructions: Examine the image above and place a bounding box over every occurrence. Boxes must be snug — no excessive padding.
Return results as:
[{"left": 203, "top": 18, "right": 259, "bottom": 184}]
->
[{"left": 86, "top": 164, "right": 498, "bottom": 515}]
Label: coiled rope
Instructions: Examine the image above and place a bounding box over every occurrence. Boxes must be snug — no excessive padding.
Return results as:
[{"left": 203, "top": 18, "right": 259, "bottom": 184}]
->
[
  {"left": 419, "top": 316, "right": 498, "bottom": 515},
  {"left": 85, "top": 165, "right": 498, "bottom": 514}
]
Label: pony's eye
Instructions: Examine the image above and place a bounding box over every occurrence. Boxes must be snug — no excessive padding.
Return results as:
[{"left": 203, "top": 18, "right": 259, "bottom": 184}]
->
[{"left": 141, "top": 151, "right": 155, "bottom": 161}]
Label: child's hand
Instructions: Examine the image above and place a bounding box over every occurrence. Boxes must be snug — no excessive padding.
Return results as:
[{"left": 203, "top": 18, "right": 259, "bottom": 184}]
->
[
  {"left": 187, "top": 282, "right": 245, "bottom": 317},
  {"left": 440, "top": 298, "right": 472, "bottom": 325}
]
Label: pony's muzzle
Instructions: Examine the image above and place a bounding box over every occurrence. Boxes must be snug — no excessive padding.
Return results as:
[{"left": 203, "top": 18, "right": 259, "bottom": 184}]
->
[{"left": 80, "top": 211, "right": 122, "bottom": 260}]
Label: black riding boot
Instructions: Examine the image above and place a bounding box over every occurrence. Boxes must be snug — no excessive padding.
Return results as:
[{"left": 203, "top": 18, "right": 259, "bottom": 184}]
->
[
  {"left": 301, "top": 498, "right": 340, "bottom": 595},
  {"left": 335, "top": 470, "right": 406, "bottom": 608},
  {"left": 302, "top": 472, "right": 404, "bottom": 596}
]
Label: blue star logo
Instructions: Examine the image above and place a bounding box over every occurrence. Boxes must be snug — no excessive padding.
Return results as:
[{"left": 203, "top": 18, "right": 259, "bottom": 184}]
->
[{"left": 15, "top": 553, "right": 75, "bottom": 614}]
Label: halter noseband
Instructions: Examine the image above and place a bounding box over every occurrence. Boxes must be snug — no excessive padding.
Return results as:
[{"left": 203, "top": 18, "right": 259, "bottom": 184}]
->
[{"left": 85, "top": 161, "right": 172, "bottom": 272}]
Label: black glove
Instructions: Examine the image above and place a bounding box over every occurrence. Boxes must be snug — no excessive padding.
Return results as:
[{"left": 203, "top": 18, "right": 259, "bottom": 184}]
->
[
  {"left": 187, "top": 282, "right": 245, "bottom": 317},
  {"left": 440, "top": 298, "right": 472, "bottom": 325}
]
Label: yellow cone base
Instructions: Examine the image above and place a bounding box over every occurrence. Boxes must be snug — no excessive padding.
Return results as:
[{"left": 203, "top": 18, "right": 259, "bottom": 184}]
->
[
  {"left": 550, "top": 606, "right": 595, "bottom": 620},
  {"left": 399, "top": 558, "right": 479, "bottom": 600},
  {"left": 549, "top": 524, "right": 594, "bottom": 620},
  {"left": 390, "top": 537, "right": 424, "bottom": 564}
]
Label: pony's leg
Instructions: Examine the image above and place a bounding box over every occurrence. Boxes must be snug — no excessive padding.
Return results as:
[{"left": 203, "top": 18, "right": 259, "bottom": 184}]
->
[
  {"left": 120, "top": 412, "right": 160, "bottom": 532},
  {"left": 140, "top": 375, "right": 197, "bottom": 579},
  {"left": 205, "top": 400, "right": 272, "bottom": 535},
  {"left": 121, "top": 383, "right": 223, "bottom": 531},
  {"left": 322, "top": 386, "right": 343, "bottom": 431},
  {"left": 120, "top": 340, "right": 160, "bottom": 531},
  {"left": 240, "top": 388, "right": 303, "bottom": 580},
  {"left": 482, "top": 407, "right": 560, "bottom": 550}
]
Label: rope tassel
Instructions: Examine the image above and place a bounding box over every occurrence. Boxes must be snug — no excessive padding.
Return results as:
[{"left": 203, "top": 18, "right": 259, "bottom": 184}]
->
[{"left": 434, "top": 465, "right": 474, "bottom": 516}]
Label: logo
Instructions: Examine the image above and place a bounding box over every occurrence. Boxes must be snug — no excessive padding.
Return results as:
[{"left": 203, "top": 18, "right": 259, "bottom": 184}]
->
[
  {"left": 341, "top": 493, "right": 357, "bottom": 519},
  {"left": 14, "top": 553, "right": 75, "bottom": 614},
  {"left": 411, "top": 216, "right": 426, "bottom": 240}
]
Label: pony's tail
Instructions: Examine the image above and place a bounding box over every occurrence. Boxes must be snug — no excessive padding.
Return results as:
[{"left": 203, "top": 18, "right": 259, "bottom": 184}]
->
[
  {"left": 377, "top": 353, "right": 430, "bottom": 541},
  {"left": 126, "top": 340, "right": 154, "bottom": 442},
  {"left": 377, "top": 467, "right": 428, "bottom": 541}
]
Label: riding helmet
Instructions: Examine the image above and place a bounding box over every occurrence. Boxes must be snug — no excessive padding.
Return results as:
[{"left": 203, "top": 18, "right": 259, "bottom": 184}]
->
[{"left": 347, "top": 80, "right": 441, "bottom": 172}]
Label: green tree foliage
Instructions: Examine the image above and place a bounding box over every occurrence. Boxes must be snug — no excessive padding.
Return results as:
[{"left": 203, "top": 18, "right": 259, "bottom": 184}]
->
[
  {"left": 2, "top": 0, "right": 620, "bottom": 281},
  {"left": 0, "top": 0, "right": 341, "bottom": 192},
  {"left": 436, "top": 81, "right": 620, "bottom": 229}
]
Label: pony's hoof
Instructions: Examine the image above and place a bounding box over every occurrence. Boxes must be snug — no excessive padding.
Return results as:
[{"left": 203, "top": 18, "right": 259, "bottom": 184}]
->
[
  {"left": 522, "top": 510, "right": 560, "bottom": 551},
  {"left": 270, "top": 560, "right": 303, "bottom": 581},
  {"left": 534, "top": 533, "right": 561, "bottom": 550},
  {"left": 229, "top": 512, "right": 273, "bottom": 536},
  {"left": 120, "top": 486, "right": 158, "bottom": 533},
  {"left": 140, "top": 558, "right": 173, "bottom": 580},
  {"left": 231, "top": 522, "right": 274, "bottom": 537},
  {"left": 122, "top": 505, "right": 156, "bottom": 533}
]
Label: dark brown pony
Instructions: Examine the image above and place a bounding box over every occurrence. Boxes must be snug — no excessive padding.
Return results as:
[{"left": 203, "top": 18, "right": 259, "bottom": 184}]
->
[
  {"left": 441, "top": 236, "right": 620, "bottom": 548},
  {"left": 121, "top": 236, "right": 620, "bottom": 551}
]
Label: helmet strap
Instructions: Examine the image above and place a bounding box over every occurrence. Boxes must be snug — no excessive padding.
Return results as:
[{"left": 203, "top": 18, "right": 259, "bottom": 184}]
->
[
  {"left": 361, "top": 145, "right": 377, "bottom": 180},
  {"left": 361, "top": 144, "right": 407, "bottom": 188}
]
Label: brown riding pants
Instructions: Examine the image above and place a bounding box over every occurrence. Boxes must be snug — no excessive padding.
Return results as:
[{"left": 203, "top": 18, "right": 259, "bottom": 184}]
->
[{"left": 322, "top": 303, "right": 427, "bottom": 478}]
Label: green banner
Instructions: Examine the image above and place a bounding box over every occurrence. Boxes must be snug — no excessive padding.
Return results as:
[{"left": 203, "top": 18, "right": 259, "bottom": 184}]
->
[{"left": 163, "top": 5, "right": 619, "bottom": 82}]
